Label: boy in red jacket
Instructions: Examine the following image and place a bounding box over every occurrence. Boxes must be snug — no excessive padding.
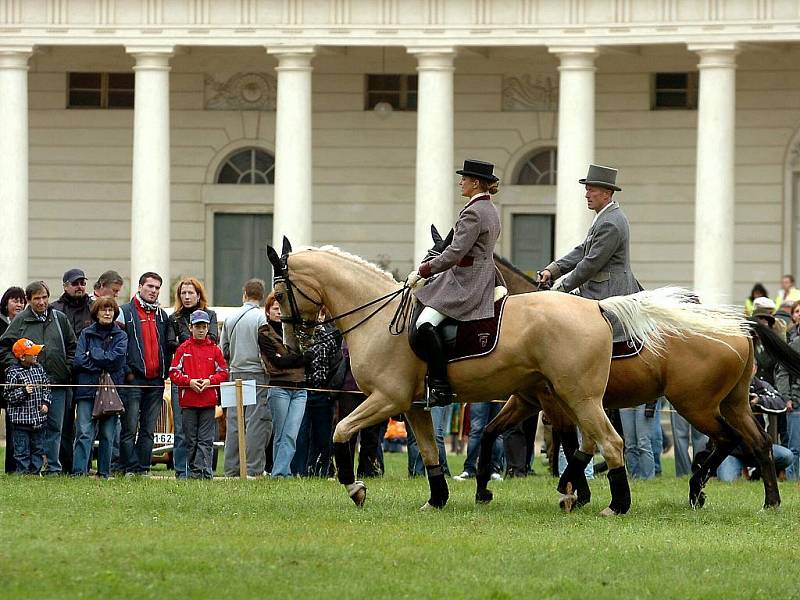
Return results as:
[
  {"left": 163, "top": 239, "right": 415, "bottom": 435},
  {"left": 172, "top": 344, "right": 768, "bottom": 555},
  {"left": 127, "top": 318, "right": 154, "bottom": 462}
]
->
[{"left": 169, "top": 310, "right": 228, "bottom": 479}]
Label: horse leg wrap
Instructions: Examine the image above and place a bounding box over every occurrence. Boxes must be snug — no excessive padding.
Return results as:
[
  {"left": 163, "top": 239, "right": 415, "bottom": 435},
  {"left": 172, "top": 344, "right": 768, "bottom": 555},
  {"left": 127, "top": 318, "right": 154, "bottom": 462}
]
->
[
  {"left": 607, "top": 466, "right": 632, "bottom": 515},
  {"left": 333, "top": 442, "right": 355, "bottom": 486},
  {"left": 426, "top": 464, "right": 449, "bottom": 508},
  {"left": 557, "top": 450, "right": 593, "bottom": 506}
]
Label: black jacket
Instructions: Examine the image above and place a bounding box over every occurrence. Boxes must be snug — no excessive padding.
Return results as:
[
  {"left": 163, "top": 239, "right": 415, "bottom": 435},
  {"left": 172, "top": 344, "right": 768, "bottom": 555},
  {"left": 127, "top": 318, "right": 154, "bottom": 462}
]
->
[{"left": 51, "top": 293, "right": 93, "bottom": 337}]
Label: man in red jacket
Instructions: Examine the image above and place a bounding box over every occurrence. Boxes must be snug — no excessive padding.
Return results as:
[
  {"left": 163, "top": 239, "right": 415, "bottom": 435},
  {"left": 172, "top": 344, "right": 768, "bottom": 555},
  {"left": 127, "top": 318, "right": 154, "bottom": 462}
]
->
[{"left": 169, "top": 310, "right": 228, "bottom": 479}]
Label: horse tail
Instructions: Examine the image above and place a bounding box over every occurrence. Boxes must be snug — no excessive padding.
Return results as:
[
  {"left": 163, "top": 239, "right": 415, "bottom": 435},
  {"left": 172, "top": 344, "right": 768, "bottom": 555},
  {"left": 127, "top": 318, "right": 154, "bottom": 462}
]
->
[
  {"left": 598, "top": 287, "right": 751, "bottom": 356},
  {"left": 749, "top": 321, "right": 800, "bottom": 379}
]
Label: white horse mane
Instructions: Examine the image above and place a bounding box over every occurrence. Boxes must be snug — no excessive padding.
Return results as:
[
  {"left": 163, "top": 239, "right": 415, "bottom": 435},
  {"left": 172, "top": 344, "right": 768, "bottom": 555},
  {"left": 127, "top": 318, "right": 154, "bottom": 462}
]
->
[{"left": 297, "top": 245, "right": 399, "bottom": 283}]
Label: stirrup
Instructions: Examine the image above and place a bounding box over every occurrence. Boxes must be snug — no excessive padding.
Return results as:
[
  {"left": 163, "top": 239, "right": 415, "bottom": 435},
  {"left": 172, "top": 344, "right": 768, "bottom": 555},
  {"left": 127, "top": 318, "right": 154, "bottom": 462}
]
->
[{"left": 412, "top": 378, "right": 457, "bottom": 411}]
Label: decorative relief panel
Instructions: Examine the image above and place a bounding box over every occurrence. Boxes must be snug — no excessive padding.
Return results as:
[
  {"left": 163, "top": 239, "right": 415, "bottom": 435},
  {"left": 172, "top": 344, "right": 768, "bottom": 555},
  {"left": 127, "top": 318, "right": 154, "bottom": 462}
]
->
[
  {"left": 502, "top": 75, "right": 558, "bottom": 112},
  {"left": 204, "top": 72, "right": 277, "bottom": 110}
]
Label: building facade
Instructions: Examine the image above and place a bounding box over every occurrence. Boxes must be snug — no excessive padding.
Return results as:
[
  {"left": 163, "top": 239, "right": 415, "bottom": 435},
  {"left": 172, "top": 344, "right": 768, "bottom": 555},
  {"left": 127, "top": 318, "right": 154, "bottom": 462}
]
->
[{"left": 1, "top": 0, "right": 800, "bottom": 305}]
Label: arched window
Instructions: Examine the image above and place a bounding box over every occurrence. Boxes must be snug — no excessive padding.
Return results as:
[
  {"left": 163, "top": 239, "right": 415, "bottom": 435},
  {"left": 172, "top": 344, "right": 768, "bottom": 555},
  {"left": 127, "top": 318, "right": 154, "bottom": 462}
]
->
[
  {"left": 216, "top": 148, "right": 275, "bottom": 184},
  {"left": 515, "top": 147, "right": 557, "bottom": 185}
]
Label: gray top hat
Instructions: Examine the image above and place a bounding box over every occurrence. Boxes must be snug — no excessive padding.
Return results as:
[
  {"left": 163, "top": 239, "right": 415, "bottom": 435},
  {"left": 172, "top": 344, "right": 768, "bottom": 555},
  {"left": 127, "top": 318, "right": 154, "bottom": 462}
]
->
[{"left": 579, "top": 164, "right": 622, "bottom": 192}]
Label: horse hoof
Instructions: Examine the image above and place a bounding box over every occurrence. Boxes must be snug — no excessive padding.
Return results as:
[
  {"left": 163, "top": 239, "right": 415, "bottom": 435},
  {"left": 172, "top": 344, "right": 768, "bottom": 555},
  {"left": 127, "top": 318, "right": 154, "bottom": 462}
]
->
[
  {"left": 476, "top": 489, "right": 493, "bottom": 504},
  {"left": 690, "top": 491, "right": 706, "bottom": 509},
  {"left": 347, "top": 481, "right": 367, "bottom": 508},
  {"left": 559, "top": 483, "right": 576, "bottom": 513},
  {"left": 599, "top": 507, "right": 619, "bottom": 517},
  {"left": 420, "top": 502, "right": 437, "bottom": 511}
]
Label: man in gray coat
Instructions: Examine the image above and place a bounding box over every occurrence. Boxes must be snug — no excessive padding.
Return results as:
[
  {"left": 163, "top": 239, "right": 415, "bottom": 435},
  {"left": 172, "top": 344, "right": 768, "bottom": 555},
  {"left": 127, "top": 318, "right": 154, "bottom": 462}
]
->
[{"left": 539, "top": 164, "right": 641, "bottom": 313}]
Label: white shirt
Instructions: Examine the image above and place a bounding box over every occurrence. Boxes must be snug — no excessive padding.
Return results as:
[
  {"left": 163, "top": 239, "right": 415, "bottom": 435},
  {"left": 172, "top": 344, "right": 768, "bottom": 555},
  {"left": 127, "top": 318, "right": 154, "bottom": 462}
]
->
[{"left": 591, "top": 200, "right": 617, "bottom": 227}]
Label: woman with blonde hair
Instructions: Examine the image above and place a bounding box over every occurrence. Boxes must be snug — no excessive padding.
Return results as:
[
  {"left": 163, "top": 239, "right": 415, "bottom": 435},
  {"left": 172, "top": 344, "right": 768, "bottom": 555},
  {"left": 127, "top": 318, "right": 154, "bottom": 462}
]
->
[{"left": 167, "top": 277, "right": 219, "bottom": 479}]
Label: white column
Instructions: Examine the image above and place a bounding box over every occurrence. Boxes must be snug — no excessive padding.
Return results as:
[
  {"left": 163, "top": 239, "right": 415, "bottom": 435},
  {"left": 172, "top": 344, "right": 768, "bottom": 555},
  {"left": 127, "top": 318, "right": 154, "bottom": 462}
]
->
[
  {"left": 408, "top": 48, "right": 456, "bottom": 263},
  {"left": 0, "top": 47, "right": 33, "bottom": 292},
  {"left": 549, "top": 46, "right": 597, "bottom": 258},
  {"left": 690, "top": 43, "right": 738, "bottom": 304},
  {"left": 268, "top": 46, "right": 315, "bottom": 248},
  {"left": 126, "top": 46, "right": 173, "bottom": 301}
]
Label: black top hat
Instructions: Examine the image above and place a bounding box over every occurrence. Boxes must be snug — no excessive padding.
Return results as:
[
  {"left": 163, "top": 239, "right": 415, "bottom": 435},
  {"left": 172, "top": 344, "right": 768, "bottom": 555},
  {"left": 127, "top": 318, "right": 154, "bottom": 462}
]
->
[
  {"left": 579, "top": 164, "right": 622, "bottom": 191},
  {"left": 456, "top": 159, "right": 499, "bottom": 183}
]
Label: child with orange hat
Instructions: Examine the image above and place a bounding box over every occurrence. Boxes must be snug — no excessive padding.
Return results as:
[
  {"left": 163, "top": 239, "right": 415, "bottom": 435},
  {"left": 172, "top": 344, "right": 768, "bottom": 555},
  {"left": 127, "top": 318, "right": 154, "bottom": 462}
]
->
[{"left": 4, "top": 338, "right": 51, "bottom": 474}]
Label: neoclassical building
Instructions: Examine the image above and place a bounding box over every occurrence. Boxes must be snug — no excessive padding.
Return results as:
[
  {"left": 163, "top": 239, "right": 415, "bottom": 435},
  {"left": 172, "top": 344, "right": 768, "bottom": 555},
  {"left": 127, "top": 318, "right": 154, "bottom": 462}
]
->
[{"left": 1, "top": 0, "right": 800, "bottom": 305}]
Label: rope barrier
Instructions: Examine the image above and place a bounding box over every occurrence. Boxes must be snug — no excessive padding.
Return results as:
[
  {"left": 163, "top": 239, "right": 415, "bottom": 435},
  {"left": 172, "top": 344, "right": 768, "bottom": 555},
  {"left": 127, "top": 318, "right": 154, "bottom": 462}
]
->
[{"left": 0, "top": 381, "right": 723, "bottom": 412}]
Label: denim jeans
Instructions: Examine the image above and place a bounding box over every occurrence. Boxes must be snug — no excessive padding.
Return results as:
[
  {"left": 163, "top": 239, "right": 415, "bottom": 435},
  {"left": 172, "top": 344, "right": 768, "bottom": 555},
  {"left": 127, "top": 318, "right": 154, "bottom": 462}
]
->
[
  {"left": 120, "top": 377, "right": 164, "bottom": 473},
  {"left": 72, "top": 397, "right": 117, "bottom": 477},
  {"left": 670, "top": 409, "right": 708, "bottom": 477},
  {"left": 43, "top": 387, "right": 67, "bottom": 473},
  {"left": 59, "top": 387, "right": 75, "bottom": 474},
  {"left": 716, "top": 444, "right": 793, "bottom": 481},
  {"left": 463, "top": 402, "right": 504, "bottom": 476},
  {"left": 407, "top": 404, "right": 452, "bottom": 477},
  {"left": 224, "top": 371, "right": 272, "bottom": 477},
  {"left": 12, "top": 426, "right": 45, "bottom": 474},
  {"left": 651, "top": 399, "right": 663, "bottom": 476},
  {"left": 170, "top": 384, "right": 188, "bottom": 479},
  {"left": 785, "top": 410, "right": 800, "bottom": 480},
  {"left": 620, "top": 405, "right": 656, "bottom": 479},
  {"left": 269, "top": 387, "right": 307, "bottom": 477}
]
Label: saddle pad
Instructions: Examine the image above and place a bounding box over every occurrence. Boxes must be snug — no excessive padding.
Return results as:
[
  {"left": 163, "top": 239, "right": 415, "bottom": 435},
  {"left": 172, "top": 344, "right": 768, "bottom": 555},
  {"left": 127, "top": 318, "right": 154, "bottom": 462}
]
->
[
  {"left": 611, "top": 338, "right": 644, "bottom": 360},
  {"left": 448, "top": 296, "right": 508, "bottom": 363}
]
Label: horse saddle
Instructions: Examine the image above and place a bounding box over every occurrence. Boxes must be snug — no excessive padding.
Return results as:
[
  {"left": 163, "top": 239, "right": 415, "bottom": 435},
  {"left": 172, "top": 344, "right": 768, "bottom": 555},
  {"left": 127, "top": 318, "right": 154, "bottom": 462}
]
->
[{"left": 409, "top": 294, "right": 509, "bottom": 364}]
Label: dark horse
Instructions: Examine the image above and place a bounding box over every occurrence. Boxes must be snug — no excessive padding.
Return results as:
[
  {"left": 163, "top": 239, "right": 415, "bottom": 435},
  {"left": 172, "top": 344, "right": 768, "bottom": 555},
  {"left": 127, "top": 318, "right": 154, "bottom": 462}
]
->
[{"left": 430, "top": 227, "right": 800, "bottom": 511}]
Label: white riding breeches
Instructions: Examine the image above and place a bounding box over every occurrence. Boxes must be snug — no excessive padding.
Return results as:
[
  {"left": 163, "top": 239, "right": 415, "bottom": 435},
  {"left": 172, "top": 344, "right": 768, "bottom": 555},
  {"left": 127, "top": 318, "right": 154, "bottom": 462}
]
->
[{"left": 416, "top": 306, "right": 447, "bottom": 330}]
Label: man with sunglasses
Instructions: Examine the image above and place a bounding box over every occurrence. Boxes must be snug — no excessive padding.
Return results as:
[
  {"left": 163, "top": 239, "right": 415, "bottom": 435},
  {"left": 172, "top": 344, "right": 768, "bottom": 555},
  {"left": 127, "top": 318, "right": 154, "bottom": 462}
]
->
[{"left": 51, "top": 268, "right": 94, "bottom": 472}]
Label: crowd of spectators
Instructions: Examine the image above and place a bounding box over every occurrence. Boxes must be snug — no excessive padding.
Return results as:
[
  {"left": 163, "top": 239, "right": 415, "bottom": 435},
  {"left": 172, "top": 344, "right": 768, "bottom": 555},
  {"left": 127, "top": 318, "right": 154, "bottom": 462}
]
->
[{"left": 3, "top": 269, "right": 800, "bottom": 485}]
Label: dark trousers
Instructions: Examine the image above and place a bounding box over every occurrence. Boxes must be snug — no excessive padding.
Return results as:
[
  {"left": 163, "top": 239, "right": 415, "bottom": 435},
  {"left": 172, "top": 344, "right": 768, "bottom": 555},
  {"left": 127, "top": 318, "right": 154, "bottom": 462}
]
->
[
  {"left": 4, "top": 410, "right": 15, "bottom": 473},
  {"left": 503, "top": 412, "right": 539, "bottom": 477},
  {"left": 183, "top": 407, "right": 215, "bottom": 479},
  {"left": 59, "top": 388, "right": 75, "bottom": 475},
  {"left": 120, "top": 378, "right": 164, "bottom": 473},
  {"left": 292, "top": 391, "right": 335, "bottom": 477},
  {"left": 337, "top": 392, "right": 385, "bottom": 477}
]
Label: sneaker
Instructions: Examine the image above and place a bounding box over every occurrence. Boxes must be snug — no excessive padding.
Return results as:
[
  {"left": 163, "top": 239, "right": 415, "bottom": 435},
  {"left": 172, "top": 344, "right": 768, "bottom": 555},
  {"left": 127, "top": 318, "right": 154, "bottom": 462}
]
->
[
  {"left": 490, "top": 473, "right": 503, "bottom": 482},
  {"left": 452, "top": 471, "right": 474, "bottom": 481}
]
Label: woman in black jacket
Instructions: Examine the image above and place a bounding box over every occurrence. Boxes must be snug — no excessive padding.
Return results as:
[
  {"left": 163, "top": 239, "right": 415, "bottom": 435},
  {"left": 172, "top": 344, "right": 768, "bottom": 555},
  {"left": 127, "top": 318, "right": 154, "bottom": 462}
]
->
[
  {"left": 166, "top": 277, "right": 218, "bottom": 479},
  {"left": 0, "top": 286, "right": 26, "bottom": 473}
]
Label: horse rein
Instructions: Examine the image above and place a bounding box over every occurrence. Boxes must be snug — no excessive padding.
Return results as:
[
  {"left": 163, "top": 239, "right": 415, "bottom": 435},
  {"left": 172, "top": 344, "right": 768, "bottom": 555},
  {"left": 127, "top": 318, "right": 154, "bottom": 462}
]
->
[{"left": 273, "top": 258, "right": 409, "bottom": 351}]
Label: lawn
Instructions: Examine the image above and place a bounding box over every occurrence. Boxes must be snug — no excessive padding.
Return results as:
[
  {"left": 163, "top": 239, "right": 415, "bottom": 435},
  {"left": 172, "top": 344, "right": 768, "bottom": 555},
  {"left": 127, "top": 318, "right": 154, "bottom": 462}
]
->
[{"left": 1, "top": 450, "right": 798, "bottom": 599}]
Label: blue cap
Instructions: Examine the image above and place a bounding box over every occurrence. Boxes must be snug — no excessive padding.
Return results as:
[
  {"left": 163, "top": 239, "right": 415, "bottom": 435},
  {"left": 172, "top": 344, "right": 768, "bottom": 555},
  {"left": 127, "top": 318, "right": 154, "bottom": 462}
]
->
[{"left": 189, "top": 310, "right": 210, "bottom": 325}]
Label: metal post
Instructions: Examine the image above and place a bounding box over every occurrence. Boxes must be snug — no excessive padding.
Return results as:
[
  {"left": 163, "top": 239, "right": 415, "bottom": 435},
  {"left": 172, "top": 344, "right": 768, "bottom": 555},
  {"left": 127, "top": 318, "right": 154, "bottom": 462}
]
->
[{"left": 235, "top": 379, "right": 246, "bottom": 478}]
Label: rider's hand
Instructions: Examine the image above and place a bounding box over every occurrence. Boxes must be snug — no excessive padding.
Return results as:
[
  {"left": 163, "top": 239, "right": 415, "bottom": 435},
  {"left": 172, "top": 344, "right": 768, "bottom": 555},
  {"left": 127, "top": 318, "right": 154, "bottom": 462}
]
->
[{"left": 538, "top": 269, "right": 552, "bottom": 284}]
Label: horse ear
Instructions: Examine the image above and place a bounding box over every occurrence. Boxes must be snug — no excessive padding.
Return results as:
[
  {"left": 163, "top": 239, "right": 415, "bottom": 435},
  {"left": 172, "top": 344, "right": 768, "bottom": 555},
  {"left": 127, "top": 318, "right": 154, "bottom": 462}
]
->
[
  {"left": 443, "top": 228, "right": 454, "bottom": 247},
  {"left": 281, "top": 236, "right": 292, "bottom": 256},
  {"left": 266, "top": 245, "right": 283, "bottom": 273},
  {"left": 430, "top": 224, "right": 442, "bottom": 245}
]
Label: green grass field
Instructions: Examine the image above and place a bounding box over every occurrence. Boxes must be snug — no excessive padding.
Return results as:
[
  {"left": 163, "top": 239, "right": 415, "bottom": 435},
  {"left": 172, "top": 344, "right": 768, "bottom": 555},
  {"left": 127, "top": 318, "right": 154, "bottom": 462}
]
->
[{"left": 1, "top": 450, "right": 799, "bottom": 599}]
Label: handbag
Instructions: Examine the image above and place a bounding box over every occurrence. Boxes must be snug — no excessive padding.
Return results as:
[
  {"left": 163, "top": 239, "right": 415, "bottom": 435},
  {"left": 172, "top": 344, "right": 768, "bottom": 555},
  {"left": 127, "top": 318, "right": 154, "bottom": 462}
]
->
[{"left": 92, "top": 372, "right": 125, "bottom": 418}]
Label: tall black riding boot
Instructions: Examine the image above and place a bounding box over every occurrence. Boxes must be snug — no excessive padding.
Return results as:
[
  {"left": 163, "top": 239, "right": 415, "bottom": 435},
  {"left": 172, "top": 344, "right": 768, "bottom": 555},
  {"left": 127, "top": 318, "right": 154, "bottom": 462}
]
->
[{"left": 413, "top": 323, "right": 457, "bottom": 409}]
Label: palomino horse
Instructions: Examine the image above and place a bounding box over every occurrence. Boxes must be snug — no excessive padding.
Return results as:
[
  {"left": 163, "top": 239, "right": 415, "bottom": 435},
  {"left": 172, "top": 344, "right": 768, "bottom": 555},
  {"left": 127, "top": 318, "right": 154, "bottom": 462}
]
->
[
  {"left": 473, "top": 254, "right": 797, "bottom": 511},
  {"left": 267, "top": 238, "right": 754, "bottom": 515}
]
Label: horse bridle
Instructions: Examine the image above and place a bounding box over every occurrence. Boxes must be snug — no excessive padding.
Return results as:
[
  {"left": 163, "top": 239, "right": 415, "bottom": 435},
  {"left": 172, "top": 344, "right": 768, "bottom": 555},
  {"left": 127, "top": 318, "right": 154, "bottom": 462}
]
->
[{"left": 272, "top": 252, "right": 408, "bottom": 351}]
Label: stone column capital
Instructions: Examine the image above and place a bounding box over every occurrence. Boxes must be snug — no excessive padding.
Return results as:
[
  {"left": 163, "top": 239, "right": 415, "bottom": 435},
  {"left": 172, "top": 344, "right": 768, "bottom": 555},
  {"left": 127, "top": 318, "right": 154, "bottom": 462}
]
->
[
  {"left": 126, "top": 46, "right": 175, "bottom": 70},
  {"left": 267, "top": 45, "right": 316, "bottom": 71},
  {"left": 407, "top": 47, "right": 457, "bottom": 71},
  {"left": 0, "top": 46, "right": 34, "bottom": 69},
  {"left": 548, "top": 46, "right": 598, "bottom": 71},
  {"left": 688, "top": 43, "right": 739, "bottom": 69}
]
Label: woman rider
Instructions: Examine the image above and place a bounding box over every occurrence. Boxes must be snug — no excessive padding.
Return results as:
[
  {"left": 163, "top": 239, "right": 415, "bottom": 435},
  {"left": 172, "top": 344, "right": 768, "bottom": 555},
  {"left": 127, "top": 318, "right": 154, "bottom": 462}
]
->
[{"left": 405, "top": 159, "right": 503, "bottom": 407}]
